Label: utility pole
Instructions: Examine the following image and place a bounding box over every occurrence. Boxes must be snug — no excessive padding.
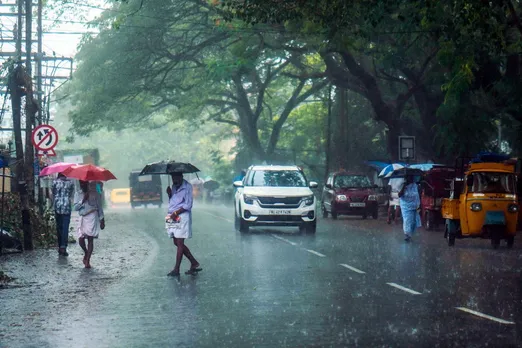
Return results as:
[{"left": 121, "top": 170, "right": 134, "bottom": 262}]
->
[
  {"left": 324, "top": 84, "right": 332, "bottom": 183},
  {"left": 22, "top": 0, "right": 35, "bottom": 250}
]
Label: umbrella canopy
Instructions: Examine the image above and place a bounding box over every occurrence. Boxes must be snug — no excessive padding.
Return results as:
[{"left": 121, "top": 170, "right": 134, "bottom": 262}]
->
[
  {"left": 409, "top": 163, "right": 445, "bottom": 171},
  {"left": 203, "top": 179, "right": 220, "bottom": 190},
  {"left": 388, "top": 167, "right": 424, "bottom": 179},
  {"left": 38, "top": 162, "right": 76, "bottom": 177},
  {"left": 139, "top": 161, "right": 200, "bottom": 175},
  {"left": 378, "top": 163, "right": 405, "bottom": 178},
  {"left": 62, "top": 164, "right": 117, "bottom": 182}
]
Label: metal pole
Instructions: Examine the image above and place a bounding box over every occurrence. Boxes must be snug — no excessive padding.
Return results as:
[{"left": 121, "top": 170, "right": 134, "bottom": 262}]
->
[
  {"left": 324, "top": 84, "right": 332, "bottom": 183},
  {"left": 0, "top": 152, "right": 5, "bottom": 255}
]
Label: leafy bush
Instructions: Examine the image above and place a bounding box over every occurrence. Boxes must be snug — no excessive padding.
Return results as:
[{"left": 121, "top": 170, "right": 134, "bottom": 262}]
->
[{"left": 1, "top": 193, "right": 56, "bottom": 249}]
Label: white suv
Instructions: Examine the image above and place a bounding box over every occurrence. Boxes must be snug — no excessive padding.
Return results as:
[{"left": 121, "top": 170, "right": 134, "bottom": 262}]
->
[{"left": 233, "top": 165, "right": 318, "bottom": 233}]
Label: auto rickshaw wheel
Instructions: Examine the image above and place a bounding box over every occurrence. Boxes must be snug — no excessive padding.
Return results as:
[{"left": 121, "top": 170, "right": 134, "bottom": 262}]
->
[
  {"left": 506, "top": 236, "right": 514, "bottom": 248},
  {"left": 448, "top": 233, "right": 455, "bottom": 246},
  {"left": 372, "top": 209, "right": 378, "bottom": 220},
  {"left": 491, "top": 238, "right": 500, "bottom": 249},
  {"left": 446, "top": 223, "right": 455, "bottom": 246}
]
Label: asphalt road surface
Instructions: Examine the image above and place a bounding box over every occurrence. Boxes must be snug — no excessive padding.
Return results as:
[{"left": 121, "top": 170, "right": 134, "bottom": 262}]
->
[{"left": 1, "top": 202, "right": 522, "bottom": 347}]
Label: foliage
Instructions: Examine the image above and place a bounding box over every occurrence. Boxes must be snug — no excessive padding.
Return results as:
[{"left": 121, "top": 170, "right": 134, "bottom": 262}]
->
[{"left": 1, "top": 193, "right": 56, "bottom": 249}]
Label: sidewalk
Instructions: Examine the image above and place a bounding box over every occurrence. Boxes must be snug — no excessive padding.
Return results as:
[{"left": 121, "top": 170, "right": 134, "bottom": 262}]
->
[{"left": 0, "top": 209, "right": 157, "bottom": 347}]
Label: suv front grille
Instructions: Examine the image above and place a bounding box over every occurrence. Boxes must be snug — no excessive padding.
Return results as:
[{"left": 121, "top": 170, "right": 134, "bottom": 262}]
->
[
  {"left": 258, "top": 197, "right": 302, "bottom": 205},
  {"left": 257, "top": 196, "right": 302, "bottom": 208}
]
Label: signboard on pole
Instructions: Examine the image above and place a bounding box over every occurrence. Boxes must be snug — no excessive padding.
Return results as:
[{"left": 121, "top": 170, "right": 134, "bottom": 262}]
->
[
  {"left": 32, "top": 124, "right": 58, "bottom": 156},
  {"left": 399, "top": 136, "right": 415, "bottom": 161}
]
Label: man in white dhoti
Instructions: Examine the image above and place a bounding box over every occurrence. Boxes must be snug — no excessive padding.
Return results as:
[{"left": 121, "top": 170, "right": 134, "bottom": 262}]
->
[
  {"left": 165, "top": 172, "right": 201, "bottom": 277},
  {"left": 74, "top": 181, "right": 105, "bottom": 268}
]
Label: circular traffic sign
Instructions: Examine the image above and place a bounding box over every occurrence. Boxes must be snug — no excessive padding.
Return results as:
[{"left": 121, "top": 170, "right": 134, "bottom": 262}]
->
[{"left": 32, "top": 124, "right": 59, "bottom": 151}]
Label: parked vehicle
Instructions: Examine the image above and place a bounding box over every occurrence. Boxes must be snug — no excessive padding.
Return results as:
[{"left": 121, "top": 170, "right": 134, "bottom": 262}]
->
[
  {"left": 321, "top": 171, "right": 379, "bottom": 219},
  {"left": 443, "top": 155, "right": 520, "bottom": 248},
  {"left": 233, "top": 165, "right": 318, "bottom": 233},
  {"left": 110, "top": 188, "right": 131, "bottom": 205},
  {"left": 420, "top": 166, "right": 455, "bottom": 230},
  {"left": 129, "top": 170, "right": 162, "bottom": 208}
]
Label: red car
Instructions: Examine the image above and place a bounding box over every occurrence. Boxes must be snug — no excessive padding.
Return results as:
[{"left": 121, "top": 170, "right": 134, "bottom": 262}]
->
[{"left": 321, "top": 171, "right": 379, "bottom": 219}]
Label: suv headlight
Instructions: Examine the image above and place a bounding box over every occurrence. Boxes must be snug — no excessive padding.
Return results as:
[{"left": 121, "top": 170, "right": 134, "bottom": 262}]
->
[
  {"left": 244, "top": 195, "right": 257, "bottom": 205},
  {"left": 302, "top": 195, "right": 314, "bottom": 206},
  {"left": 368, "top": 195, "right": 377, "bottom": 201},
  {"left": 336, "top": 195, "right": 347, "bottom": 202}
]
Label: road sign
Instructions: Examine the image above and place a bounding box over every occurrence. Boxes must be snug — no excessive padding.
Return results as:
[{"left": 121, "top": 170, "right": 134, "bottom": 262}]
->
[
  {"left": 32, "top": 124, "right": 58, "bottom": 156},
  {"left": 399, "top": 136, "right": 415, "bottom": 161}
]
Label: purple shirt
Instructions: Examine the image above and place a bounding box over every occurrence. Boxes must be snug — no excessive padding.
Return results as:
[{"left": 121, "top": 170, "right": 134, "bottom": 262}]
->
[{"left": 168, "top": 179, "right": 193, "bottom": 214}]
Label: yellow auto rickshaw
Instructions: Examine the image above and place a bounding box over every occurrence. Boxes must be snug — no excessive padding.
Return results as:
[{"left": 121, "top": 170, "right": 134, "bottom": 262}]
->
[
  {"left": 442, "top": 157, "right": 519, "bottom": 248},
  {"left": 110, "top": 188, "right": 131, "bottom": 205}
]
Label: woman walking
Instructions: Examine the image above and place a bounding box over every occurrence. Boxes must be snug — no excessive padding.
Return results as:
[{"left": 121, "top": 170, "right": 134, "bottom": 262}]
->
[
  {"left": 74, "top": 181, "right": 105, "bottom": 268},
  {"left": 398, "top": 175, "right": 421, "bottom": 242}
]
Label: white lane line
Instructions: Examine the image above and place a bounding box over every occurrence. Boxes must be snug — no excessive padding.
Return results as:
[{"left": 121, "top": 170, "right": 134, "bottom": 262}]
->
[
  {"left": 456, "top": 307, "right": 515, "bottom": 325},
  {"left": 386, "top": 282, "right": 422, "bottom": 295},
  {"left": 306, "top": 249, "right": 326, "bottom": 257},
  {"left": 203, "top": 212, "right": 233, "bottom": 223},
  {"left": 271, "top": 234, "right": 297, "bottom": 246},
  {"left": 339, "top": 263, "right": 366, "bottom": 274}
]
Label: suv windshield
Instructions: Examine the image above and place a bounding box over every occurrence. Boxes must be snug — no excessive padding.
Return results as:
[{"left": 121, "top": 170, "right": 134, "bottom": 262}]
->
[
  {"left": 334, "top": 175, "right": 371, "bottom": 189},
  {"left": 246, "top": 170, "right": 307, "bottom": 187},
  {"left": 471, "top": 172, "right": 515, "bottom": 194}
]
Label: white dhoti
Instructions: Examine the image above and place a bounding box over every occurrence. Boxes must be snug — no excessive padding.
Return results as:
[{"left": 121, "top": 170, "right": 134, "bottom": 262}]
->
[
  {"left": 77, "top": 211, "right": 100, "bottom": 239},
  {"left": 166, "top": 212, "right": 192, "bottom": 239}
]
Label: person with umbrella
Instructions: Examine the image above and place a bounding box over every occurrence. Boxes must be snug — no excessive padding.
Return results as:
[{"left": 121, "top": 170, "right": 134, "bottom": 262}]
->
[
  {"left": 65, "top": 164, "right": 116, "bottom": 268},
  {"left": 73, "top": 180, "right": 105, "bottom": 268},
  {"left": 51, "top": 173, "right": 75, "bottom": 256},
  {"left": 164, "top": 172, "right": 201, "bottom": 276},
  {"left": 398, "top": 173, "right": 422, "bottom": 242}
]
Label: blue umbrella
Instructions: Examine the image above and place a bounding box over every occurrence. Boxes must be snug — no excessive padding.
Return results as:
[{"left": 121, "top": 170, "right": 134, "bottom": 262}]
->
[{"left": 379, "top": 163, "right": 406, "bottom": 178}]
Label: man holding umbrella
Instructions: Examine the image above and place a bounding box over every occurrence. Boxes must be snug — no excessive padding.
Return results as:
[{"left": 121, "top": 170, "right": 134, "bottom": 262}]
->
[
  {"left": 140, "top": 160, "right": 203, "bottom": 276},
  {"left": 165, "top": 172, "right": 201, "bottom": 276}
]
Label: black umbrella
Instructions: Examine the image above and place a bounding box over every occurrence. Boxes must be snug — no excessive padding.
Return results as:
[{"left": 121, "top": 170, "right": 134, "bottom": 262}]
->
[{"left": 139, "top": 161, "right": 201, "bottom": 175}]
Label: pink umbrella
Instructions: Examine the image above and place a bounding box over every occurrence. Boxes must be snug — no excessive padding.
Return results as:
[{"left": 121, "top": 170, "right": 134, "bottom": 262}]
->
[{"left": 39, "top": 162, "right": 76, "bottom": 177}]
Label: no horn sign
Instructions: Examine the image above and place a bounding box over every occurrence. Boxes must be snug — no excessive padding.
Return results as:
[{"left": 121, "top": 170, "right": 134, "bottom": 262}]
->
[{"left": 32, "top": 124, "right": 58, "bottom": 156}]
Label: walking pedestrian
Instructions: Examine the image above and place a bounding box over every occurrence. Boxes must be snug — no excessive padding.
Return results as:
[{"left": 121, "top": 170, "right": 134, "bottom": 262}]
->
[
  {"left": 73, "top": 181, "right": 105, "bottom": 268},
  {"left": 398, "top": 175, "right": 421, "bottom": 242},
  {"left": 51, "top": 173, "right": 75, "bottom": 256},
  {"left": 165, "top": 172, "right": 201, "bottom": 277}
]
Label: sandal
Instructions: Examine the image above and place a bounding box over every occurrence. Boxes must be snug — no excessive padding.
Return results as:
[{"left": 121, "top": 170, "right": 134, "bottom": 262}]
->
[
  {"left": 167, "top": 270, "right": 180, "bottom": 277},
  {"left": 185, "top": 268, "right": 202, "bottom": 275}
]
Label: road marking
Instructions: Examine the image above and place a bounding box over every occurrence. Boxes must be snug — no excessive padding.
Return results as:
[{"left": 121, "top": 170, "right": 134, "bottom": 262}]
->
[
  {"left": 455, "top": 307, "right": 515, "bottom": 325},
  {"left": 271, "top": 234, "right": 297, "bottom": 246},
  {"left": 339, "top": 263, "right": 366, "bottom": 274},
  {"left": 386, "top": 282, "right": 422, "bottom": 295},
  {"left": 202, "top": 212, "right": 233, "bottom": 223},
  {"left": 306, "top": 249, "right": 326, "bottom": 257}
]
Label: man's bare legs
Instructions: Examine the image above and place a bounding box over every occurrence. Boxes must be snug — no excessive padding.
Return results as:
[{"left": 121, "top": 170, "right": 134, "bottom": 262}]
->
[
  {"left": 79, "top": 236, "right": 94, "bottom": 268},
  {"left": 169, "top": 237, "right": 199, "bottom": 275}
]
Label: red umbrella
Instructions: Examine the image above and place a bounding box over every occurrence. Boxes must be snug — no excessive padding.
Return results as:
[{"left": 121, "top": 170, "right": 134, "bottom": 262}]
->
[
  {"left": 62, "top": 164, "right": 117, "bottom": 181},
  {"left": 39, "top": 162, "right": 76, "bottom": 177}
]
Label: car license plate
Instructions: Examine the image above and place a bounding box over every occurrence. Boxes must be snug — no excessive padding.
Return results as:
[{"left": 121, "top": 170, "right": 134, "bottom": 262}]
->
[
  {"left": 269, "top": 210, "right": 291, "bottom": 215},
  {"left": 350, "top": 203, "right": 366, "bottom": 207}
]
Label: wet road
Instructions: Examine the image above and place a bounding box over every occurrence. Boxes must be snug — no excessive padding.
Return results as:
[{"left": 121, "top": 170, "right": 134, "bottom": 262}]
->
[{"left": 1, "top": 202, "right": 522, "bottom": 347}]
